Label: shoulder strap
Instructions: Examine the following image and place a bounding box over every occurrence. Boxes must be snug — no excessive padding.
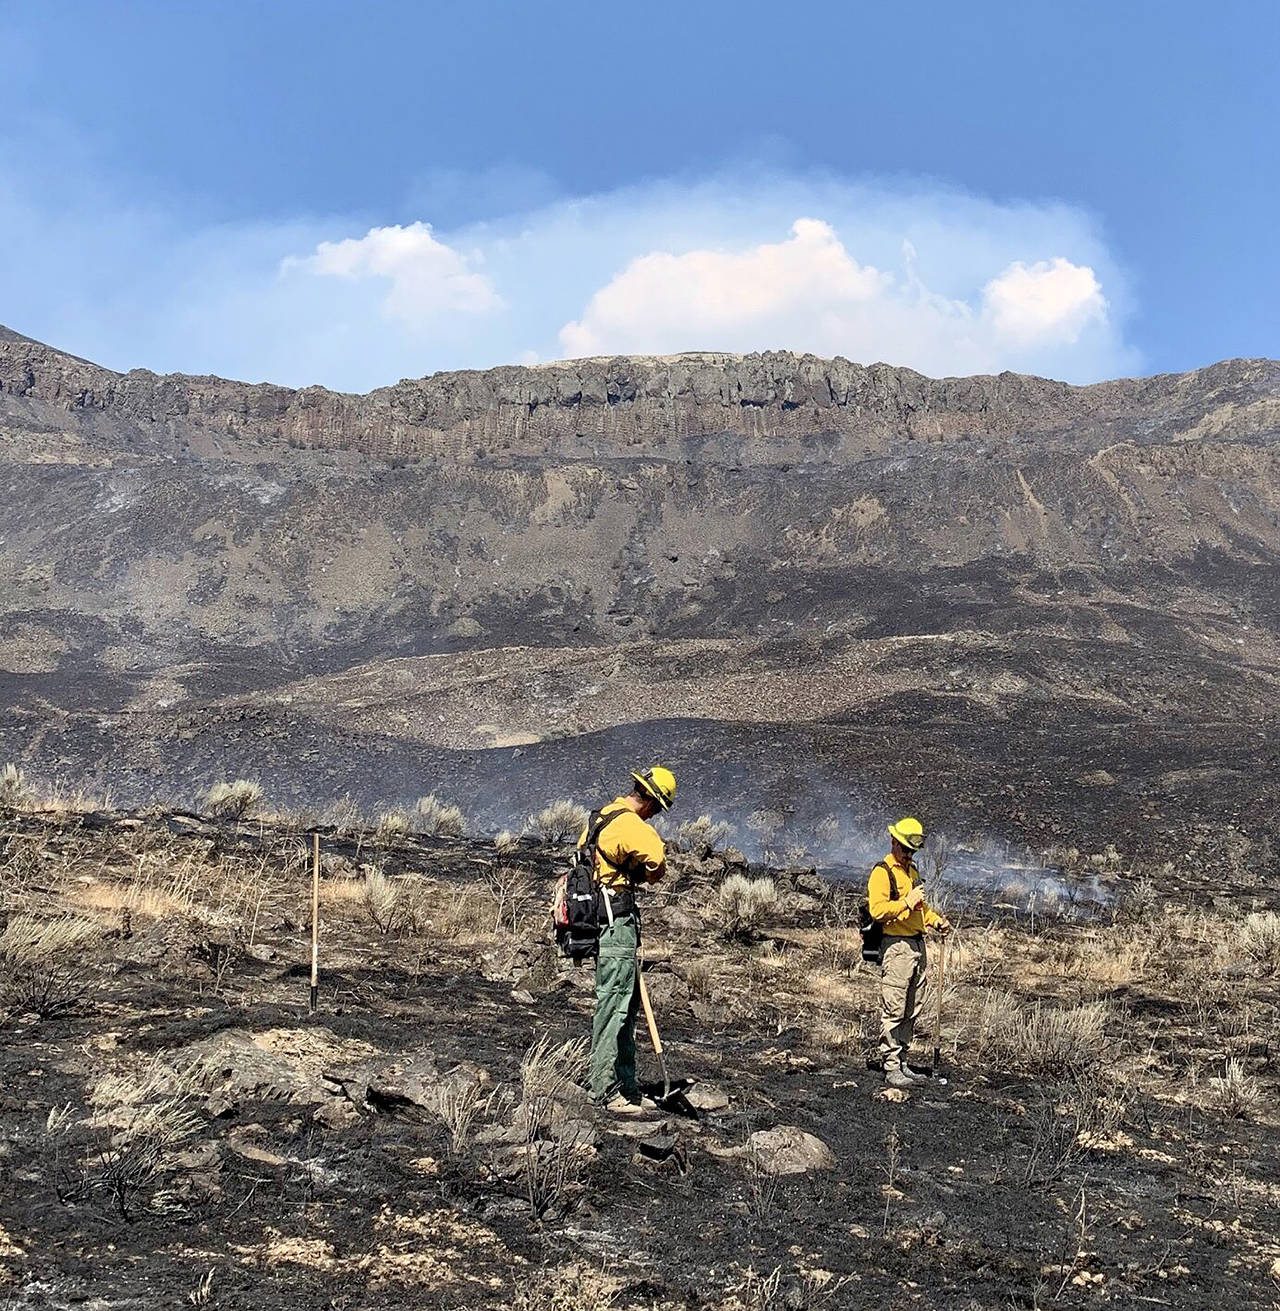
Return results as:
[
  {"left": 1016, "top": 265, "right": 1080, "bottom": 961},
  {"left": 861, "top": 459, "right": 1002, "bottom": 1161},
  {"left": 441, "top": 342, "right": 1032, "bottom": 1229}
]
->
[
  {"left": 584, "top": 806, "right": 626, "bottom": 862},
  {"left": 588, "top": 805, "right": 640, "bottom": 887},
  {"left": 873, "top": 861, "right": 898, "bottom": 901}
]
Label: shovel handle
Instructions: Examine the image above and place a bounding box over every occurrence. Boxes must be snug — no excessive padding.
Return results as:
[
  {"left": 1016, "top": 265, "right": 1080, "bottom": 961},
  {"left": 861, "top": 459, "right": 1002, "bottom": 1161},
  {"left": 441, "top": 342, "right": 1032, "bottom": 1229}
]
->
[{"left": 638, "top": 971, "right": 664, "bottom": 1057}]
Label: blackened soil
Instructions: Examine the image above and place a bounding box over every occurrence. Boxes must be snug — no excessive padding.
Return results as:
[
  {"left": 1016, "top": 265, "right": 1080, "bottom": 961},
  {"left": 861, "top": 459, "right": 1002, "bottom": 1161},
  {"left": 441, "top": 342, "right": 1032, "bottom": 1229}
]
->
[{"left": 0, "top": 812, "right": 1277, "bottom": 1310}]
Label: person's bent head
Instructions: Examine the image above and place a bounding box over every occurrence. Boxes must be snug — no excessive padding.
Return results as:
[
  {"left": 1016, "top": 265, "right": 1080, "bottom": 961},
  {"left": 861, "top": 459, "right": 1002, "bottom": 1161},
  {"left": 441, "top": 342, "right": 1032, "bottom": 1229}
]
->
[{"left": 628, "top": 766, "right": 677, "bottom": 820}]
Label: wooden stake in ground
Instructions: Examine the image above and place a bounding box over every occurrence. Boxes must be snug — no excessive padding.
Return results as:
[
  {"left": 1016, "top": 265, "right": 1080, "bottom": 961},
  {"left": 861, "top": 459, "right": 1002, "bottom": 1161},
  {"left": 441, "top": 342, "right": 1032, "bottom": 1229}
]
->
[
  {"left": 310, "top": 832, "right": 320, "bottom": 1013},
  {"left": 931, "top": 934, "right": 947, "bottom": 1076}
]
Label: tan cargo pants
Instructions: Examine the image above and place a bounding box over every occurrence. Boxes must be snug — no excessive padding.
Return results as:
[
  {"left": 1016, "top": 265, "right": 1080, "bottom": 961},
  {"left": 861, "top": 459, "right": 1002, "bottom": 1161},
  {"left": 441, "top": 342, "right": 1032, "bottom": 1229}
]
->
[{"left": 879, "top": 935, "right": 927, "bottom": 1071}]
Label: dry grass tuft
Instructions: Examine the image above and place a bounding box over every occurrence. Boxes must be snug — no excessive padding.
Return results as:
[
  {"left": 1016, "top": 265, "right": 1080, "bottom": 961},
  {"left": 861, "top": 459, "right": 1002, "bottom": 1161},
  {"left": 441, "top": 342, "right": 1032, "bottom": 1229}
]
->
[
  {"left": 424, "top": 1076, "right": 489, "bottom": 1157},
  {"left": 1239, "top": 911, "right": 1280, "bottom": 976},
  {"left": 514, "top": 1262, "right": 619, "bottom": 1311},
  {"left": 78, "top": 1059, "right": 204, "bottom": 1218},
  {"left": 1, "top": 913, "right": 102, "bottom": 1018},
  {"left": 319, "top": 875, "right": 365, "bottom": 907},
  {"left": 320, "top": 793, "right": 366, "bottom": 836},
  {"left": 75, "top": 881, "right": 193, "bottom": 921},
  {"left": 201, "top": 779, "right": 263, "bottom": 820},
  {"left": 965, "top": 992, "right": 1111, "bottom": 1077},
  {"left": 517, "top": 1034, "right": 593, "bottom": 1220},
  {"left": 1, "top": 913, "right": 101, "bottom": 965},
  {"left": 1211, "top": 1058, "right": 1263, "bottom": 1119},
  {"left": 430, "top": 883, "right": 499, "bottom": 942},
  {"left": 0, "top": 762, "right": 32, "bottom": 811},
  {"left": 414, "top": 794, "right": 466, "bottom": 838},
  {"left": 0, "top": 831, "right": 45, "bottom": 900},
  {"left": 520, "top": 1034, "right": 588, "bottom": 1101},
  {"left": 808, "top": 1013, "right": 861, "bottom": 1055},
  {"left": 526, "top": 799, "right": 589, "bottom": 845},
  {"left": 35, "top": 780, "right": 115, "bottom": 815},
  {"left": 713, "top": 875, "right": 779, "bottom": 941}
]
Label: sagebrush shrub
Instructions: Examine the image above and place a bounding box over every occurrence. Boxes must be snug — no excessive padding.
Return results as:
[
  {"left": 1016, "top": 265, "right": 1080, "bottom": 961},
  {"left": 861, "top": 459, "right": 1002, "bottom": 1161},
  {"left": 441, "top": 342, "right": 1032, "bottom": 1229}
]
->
[
  {"left": 361, "top": 870, "right": 422, "bottom": 935},
  {"left": 713, "top": 874, "right": 778, "bottom": 941},
  {"left": 676, "top": 814, "right": 732, "bottom": 857},
  {"left": 201, "top": 779, "right": 262, "bottom": 820},
  {"left": 414, "top": 794, "right": 466, "bottom": 838},
  {"left": 1114, "top": 875, "right": 1160, "bottom": 924},
  {"left": 375, "top": 810, "right": 411, "bottom": 840},
  {"left": 526, "top": 799, "right": 589, "bottom": 845}
]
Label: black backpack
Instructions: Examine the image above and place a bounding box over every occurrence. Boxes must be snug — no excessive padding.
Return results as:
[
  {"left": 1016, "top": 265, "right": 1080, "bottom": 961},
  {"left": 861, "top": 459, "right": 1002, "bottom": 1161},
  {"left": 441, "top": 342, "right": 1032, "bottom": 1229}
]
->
[
  {"left": 859, "top": 862, "right": 899, "bottom": 963},
  {"left": 551, "top": 807, "right": 624, "bottom": 962}
]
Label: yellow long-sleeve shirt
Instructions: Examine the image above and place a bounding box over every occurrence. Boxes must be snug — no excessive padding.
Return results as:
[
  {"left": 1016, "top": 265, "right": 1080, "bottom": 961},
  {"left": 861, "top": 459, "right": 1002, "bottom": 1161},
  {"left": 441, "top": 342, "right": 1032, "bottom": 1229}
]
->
[
  {"left": 867, "top": 852, "right": 945, "bottom": 936},
  {"left": 578, "top": 798, "right": 666, "bottom": 891}
]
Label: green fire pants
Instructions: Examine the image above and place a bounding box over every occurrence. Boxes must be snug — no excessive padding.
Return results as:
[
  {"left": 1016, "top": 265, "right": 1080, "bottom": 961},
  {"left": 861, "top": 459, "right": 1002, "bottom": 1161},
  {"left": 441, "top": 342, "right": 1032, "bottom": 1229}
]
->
[{"left": 590, "top": 914, "right": 640, "bottom": 1102}]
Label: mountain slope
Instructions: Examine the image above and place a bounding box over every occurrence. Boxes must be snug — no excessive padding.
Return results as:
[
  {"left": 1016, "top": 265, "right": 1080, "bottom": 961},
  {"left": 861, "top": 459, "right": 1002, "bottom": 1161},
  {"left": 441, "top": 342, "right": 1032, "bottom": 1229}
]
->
[{"left": 2, "top": 327, "right": 1277, "bottom": 862}]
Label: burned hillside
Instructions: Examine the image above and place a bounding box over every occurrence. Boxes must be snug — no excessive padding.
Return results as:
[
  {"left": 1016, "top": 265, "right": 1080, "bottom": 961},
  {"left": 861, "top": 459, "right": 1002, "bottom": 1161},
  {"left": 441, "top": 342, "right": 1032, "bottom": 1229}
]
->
[{"left": 1, "top": 332, "right": 1278, "bottom": 858}]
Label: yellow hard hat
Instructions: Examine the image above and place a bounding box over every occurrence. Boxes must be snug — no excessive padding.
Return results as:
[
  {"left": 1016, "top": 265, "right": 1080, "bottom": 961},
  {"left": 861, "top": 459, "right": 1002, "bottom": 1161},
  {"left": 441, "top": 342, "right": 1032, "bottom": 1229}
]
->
[
  {"left": 888, "top": 816, "right": 925, "bottom": 851},
  {"left": 631, "top": 765, "right": 677, "bottom": 810}
]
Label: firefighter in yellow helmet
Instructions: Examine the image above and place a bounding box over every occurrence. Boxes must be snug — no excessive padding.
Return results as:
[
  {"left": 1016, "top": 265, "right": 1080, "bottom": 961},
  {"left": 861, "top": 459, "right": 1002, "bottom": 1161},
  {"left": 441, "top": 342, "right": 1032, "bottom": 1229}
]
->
[
  {"left": 867, "top": 817, "right": 951, "bottom": 1088},
  {"left": 582, "top": 766, "right": 676, "bottom": 1112}
]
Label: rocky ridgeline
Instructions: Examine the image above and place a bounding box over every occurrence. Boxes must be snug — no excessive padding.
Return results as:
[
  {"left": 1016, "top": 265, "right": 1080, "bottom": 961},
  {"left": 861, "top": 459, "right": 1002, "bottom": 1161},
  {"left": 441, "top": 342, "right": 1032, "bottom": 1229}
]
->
[{"left": 3, "top": 324, "right": 1279, "bottom": 463}]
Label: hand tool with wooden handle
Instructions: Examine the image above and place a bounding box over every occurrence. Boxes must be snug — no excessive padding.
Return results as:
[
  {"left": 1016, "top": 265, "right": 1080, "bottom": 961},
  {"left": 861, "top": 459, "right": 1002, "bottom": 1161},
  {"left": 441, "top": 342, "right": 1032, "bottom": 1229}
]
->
[{"left": 637, "top": 970, "right": 671, "bottom": 1100}]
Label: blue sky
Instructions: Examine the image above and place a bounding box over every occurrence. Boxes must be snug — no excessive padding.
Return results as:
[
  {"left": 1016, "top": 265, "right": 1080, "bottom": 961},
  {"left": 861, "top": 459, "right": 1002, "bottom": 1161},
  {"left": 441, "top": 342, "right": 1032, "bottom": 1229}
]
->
[{"left": 1, "top": 0, "right": 1276, "bottom": 391}]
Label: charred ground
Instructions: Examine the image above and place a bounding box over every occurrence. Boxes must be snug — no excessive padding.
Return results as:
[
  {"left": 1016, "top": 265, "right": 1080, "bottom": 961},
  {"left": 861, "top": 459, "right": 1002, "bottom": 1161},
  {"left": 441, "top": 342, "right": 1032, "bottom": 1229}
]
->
[{"left": 1, "top": 802, "right": 1278, "bottom": 1309}]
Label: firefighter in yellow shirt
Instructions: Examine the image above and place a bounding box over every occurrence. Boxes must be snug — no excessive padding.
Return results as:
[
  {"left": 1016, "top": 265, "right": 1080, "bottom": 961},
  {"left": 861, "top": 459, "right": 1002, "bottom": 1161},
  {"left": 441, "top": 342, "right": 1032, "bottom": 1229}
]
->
[
  {"left": 868, "top": 817, "right": 951, "bottom": 1089},
  {"left": 580, "top": 767, "right": 675, "bottom": 1112}
]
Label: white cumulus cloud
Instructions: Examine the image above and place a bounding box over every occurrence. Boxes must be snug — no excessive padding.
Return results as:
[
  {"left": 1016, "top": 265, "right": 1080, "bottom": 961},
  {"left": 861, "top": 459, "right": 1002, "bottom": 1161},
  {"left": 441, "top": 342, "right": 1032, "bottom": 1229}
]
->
[
  {"left": 982, "top": 257, "right": 1107, "bottom": 345},
  {"left": 557, "top": 217, "right": 1116, "bottom": 378},
  {"left": 560, "top": 218, "right": 889, "bottom": 357},
  {"left": 283, "top": 221, "right": 501, "bottom": 327}
]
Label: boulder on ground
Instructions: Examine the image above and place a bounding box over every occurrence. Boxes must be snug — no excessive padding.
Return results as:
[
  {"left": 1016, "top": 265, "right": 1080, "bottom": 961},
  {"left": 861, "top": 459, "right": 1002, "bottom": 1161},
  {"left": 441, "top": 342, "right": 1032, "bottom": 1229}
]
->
[
  {"left": 180, "top": 1027, "right": 375, "bottom": 1106},
  {"left": 685, "top": 1084, "right": 730, "bottom": 1112},
  {"left": 326, "top": 1051, "right": 489, "bottom": 1116},
  {"left": 747, "top": 1125, "right": 836, "bottom": 1175}
]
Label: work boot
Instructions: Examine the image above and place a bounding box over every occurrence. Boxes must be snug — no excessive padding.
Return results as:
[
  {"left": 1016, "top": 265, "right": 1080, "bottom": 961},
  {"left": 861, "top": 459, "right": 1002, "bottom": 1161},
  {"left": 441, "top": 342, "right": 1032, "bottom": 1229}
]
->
[
  {"left": 884, "top": 1067, "right": 915, "bottom": 1090},
  {"left": 601, "top": 1093, "right": 644, "bottom": 1115},
  {"left": 900, "top": 1065, "right": 929, "bottom": 1084}
]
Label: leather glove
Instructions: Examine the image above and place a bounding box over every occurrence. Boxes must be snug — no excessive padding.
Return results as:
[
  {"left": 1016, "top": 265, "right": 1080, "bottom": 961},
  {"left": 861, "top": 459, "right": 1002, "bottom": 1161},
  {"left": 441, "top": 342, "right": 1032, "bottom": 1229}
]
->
[{"left": 904, "top": 886, "right": 925, "bottom": 910}]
